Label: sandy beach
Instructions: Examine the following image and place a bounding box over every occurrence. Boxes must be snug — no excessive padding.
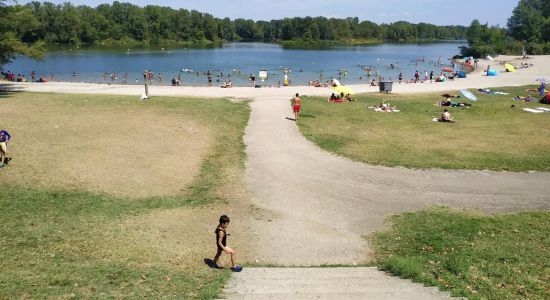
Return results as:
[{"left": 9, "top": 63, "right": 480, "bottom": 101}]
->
[{"left": 3, "top": 55, "right": 550, "bottom": 98}]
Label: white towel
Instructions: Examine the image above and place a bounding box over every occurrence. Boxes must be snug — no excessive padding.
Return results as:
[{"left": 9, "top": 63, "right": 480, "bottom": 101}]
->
[{"left": 523, "top": 108, "right": 545, "bottom": 113}]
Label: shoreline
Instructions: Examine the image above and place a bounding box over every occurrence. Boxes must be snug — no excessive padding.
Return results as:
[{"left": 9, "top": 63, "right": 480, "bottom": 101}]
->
[{"left": 2, "top": 55, "right": 549, "bottom": 98}]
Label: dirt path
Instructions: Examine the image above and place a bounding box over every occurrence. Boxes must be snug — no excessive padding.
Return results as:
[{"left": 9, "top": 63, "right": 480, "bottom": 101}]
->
[{"left": 243, "top": 97, "right": 550, "bottom": 265}]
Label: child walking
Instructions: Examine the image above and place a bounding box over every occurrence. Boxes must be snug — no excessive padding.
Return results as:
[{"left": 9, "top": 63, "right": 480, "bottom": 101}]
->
[{"left": 214, "top": 215, "right": 242, "bottom": 272}]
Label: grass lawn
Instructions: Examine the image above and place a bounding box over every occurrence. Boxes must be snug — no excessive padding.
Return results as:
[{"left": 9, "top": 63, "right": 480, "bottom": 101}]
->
[
  {"left": 298, "top": 85, "right": 550, "bottom": 171},
  {"left": 371, "top": 208, "right": 550, "bottom": 300},
  {"left": 0, "top": 92, "right": 250, "bottom": 299}
]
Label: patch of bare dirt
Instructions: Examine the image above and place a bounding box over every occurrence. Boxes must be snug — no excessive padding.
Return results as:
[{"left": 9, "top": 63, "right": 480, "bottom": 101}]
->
[{"left": 0, "top": 96, "right": 211, "bottom": 198}]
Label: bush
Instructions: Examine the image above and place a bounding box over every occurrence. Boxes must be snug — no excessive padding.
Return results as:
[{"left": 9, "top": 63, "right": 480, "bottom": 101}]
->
[{"left": 526, "top": 42, "right": 545, "bottom": 55}]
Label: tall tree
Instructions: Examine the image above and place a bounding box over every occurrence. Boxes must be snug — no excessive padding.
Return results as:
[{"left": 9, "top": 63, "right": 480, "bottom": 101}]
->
[
  {"left": 507, "top": 0, "right": 545, "bottom": 42},
  {"left": 0, "top": 0, "right": 44, "bottom": 65}
]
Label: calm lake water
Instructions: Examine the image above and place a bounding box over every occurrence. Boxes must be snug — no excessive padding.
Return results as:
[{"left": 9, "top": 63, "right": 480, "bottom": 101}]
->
[{"left": 5, "top": 42, "right": 465, "bottom": 86}]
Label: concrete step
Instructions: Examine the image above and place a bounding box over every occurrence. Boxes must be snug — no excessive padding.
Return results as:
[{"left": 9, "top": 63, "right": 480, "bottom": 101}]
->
[{"left": 218, "top": 267, "right": 465, "bottom": 300}]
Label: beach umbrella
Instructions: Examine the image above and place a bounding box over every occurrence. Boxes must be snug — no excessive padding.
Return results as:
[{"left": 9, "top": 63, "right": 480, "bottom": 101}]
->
[
  {"left": 331, "top": 79, "right": 341, "bottom": 86},
  {"left": 331, "top": 85, "right": 356, "bottom": 95},
  {"left": 460, "top": 89, "right": 477, "bottom": 102}
]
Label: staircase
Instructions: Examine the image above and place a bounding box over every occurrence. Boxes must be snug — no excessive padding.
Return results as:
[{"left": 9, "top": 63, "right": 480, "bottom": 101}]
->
[{"left": 218, "top": 267, "right": 465, "bottom": 300}]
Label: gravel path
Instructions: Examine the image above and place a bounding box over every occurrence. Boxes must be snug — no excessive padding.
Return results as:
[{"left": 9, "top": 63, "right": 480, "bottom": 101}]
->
[{"left": 243, "top": 96, "right": 550, "bottom": 265}]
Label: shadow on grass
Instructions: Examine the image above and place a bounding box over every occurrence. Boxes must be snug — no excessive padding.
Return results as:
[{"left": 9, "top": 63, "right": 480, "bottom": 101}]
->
[
  {"left": 299, "top": 113, "right": 315, "bottom": 118},
  {"left": 204, "top": 258, "right": 223, "bottom": 269},
  {"left": 0, "top": 83, "right": 24, "bottom": 98}
]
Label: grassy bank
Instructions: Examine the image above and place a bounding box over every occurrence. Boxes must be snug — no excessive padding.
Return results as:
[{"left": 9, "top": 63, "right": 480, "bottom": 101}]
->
[
  {"left": 371, "top": 208, "right": 550, "bottom": 299},
  {"left": 298, "top": 85, "right": 550, "bottom": 171},
  {"left": 0, "top": 92, "right": 250, "bottom": 299}
]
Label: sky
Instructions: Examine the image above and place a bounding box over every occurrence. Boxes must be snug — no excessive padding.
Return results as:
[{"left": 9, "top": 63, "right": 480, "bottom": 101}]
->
[{"left": 19, "top": 0, "right": 519, "bottom": 27}]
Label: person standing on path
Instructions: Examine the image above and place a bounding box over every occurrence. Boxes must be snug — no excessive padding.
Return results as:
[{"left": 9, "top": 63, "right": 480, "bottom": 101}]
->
[{"left": 292, "top": 93, "right": 302, "bottom": 121}]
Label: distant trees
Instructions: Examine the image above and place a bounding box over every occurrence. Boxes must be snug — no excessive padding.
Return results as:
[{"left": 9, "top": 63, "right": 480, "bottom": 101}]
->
[{"left": 4, "top": 1, "right": 466, "bottom": 47}]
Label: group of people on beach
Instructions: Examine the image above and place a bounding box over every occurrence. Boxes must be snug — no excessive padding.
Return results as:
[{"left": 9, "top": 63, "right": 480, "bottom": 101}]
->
[{"left": 2, "top": 70, "right": 51, "bottom": 83}]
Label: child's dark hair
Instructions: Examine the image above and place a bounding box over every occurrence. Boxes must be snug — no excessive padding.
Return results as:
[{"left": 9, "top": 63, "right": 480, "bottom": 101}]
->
[{"left": 219, "top": 215, "right": 230, "bottom": 224}]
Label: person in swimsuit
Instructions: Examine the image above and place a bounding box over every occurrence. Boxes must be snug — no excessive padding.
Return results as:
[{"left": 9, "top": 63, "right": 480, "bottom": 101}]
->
[
  {"left": 292, "top": 93, "right": 302, "bottom": 121},
  {"left": 213, "top": 215, "right": 242, "bottom": 272},
  {"left": 438, "top": 109, "right": 454, "bottom": 122}
]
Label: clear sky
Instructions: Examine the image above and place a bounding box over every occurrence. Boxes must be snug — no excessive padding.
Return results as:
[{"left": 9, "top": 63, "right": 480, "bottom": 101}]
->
[{"left": 19, "top": 0, "right": 519, "bottom": 27}]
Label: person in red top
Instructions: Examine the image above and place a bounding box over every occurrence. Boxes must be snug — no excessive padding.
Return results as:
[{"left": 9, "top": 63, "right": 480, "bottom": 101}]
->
[{"left": 292, "top": 93, "right": 302, "bottom": 121}]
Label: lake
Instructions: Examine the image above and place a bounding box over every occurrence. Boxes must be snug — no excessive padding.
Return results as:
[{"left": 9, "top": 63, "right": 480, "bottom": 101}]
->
[{"left": 4, "top": 42, "right": 466, "bottom": 87}]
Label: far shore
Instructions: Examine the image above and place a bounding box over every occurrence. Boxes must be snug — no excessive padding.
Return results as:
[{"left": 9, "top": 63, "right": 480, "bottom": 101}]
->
[{"left": 2, "top": 55, "right": 549, "bottom": 99}]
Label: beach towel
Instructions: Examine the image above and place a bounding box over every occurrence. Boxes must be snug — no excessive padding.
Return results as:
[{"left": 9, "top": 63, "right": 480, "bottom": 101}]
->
[
  {"left": 523, "top": 108, "right": 545, "bottom": 113},
  {"left": 478, "top": 89, "right": 508, "bottom": 95},
  {"left": 373, "top": 108, "right": 400, "bottom": 112},
  {"left": 514, "top": 96, "right": 535, "bottom": 102},
  {"left": 536, "top": 107, "right": 550, "bottom": 112}
]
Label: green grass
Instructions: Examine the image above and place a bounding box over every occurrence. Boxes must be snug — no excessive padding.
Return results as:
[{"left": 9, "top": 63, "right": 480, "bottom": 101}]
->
[
  {"left": 0, "top": 92, "right": 249, "bottom": 299},
  {"left": 371, "top": 208, "right": 550, "bottom": 300},
  {"left": 298, "top": 85, "right": 550, "bottom": 171}
]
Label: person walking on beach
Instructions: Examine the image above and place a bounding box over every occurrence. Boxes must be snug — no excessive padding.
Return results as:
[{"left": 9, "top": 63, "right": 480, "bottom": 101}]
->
[
  {"left": 0, "top": 129, "right": 11, "bottom": 166},
  {"left": 213, "top": 215, "right": 242, "bottom": 272},
  {"left": 292, "top": 93, "right": 302, "bottom": 121}
]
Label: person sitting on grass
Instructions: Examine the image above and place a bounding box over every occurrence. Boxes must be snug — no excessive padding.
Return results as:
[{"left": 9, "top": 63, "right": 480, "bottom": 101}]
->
[
  {"left": 379, "top": 100, "right": 392, "bottom": 111},
  {"left": 329, "top": 93, "right": 337, "bottom": 102},
  {"left": 437, "top": 109, "right": 454, "bottom": 122},
  {"left": 332, "top": 93, "right": 344, "bottom": 103},
  {"left": 540, "top": 92, "right": 550, "bottom": 105},
  {"left": 214, "top": 215, "right": 242, "bottom": 272},
  {"left": 0, "top": 129, "right": 11, "bottom": 166},
  {"left": 345, "top": 93, "right": 356, "bottom": 102}
]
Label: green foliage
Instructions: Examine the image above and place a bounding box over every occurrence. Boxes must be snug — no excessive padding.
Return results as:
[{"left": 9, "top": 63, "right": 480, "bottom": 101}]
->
[
  {"left": 3, "top": 1, "right": 467, "bottom": 47},
  {"left": 462, "top": 20, "right": 511, "bottom": 57},
  {"left": 371, "top": 208, "right": 550, "bottom": 299},
  {"left": 0, "top": 1, "right": 44, "bottom": 65},
  {"left": 464, "top": 1, "right": 550, "bottom": 56},
  {"left": 508, "top": 0, "right": 547, "bottom": 43}
]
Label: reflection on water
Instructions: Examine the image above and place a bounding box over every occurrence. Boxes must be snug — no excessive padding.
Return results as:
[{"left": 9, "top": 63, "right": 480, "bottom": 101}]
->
[{"left": 6, "top": 42, "right": 465, "bottom": 87}]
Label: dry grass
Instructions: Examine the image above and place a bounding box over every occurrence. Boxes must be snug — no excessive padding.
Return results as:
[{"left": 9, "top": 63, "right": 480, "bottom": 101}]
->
[{"left": 0, "top": 93, "right": 211, "bottom": 198}]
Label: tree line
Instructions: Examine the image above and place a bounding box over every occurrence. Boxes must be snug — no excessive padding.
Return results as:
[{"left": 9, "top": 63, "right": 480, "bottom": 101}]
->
[
  {"left": 8, "top": 1, "right": 466, "bottom": 46},
  {"left": 463, "top": 0, "right": 550, "bottom": 56}
]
